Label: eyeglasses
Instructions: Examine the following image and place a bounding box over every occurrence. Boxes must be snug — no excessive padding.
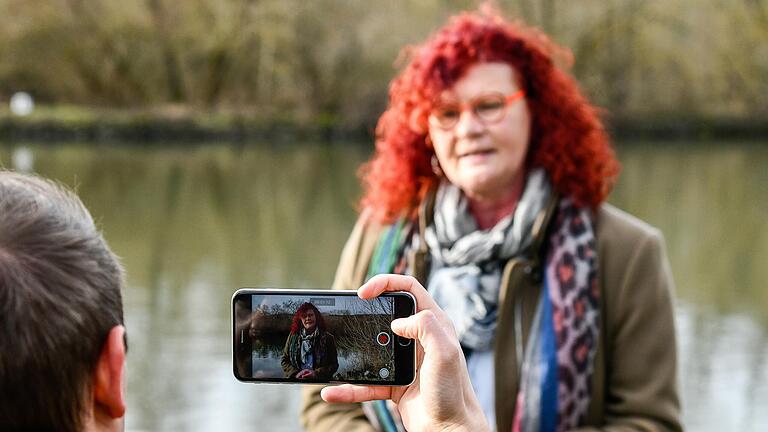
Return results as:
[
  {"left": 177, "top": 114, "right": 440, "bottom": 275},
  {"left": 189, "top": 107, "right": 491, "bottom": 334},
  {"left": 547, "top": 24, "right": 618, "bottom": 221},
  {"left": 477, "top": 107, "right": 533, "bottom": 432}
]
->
[{"left": 428, "top": 90, "right": 526, "bottom": 130}]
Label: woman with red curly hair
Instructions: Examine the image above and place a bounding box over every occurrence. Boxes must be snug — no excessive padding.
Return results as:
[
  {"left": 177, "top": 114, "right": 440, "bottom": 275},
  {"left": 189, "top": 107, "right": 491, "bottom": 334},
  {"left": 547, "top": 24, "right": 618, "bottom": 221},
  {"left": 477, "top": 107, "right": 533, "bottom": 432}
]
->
[
  {"left": 304, "top": 10, "right": 680, "bottom": 432},
  {"left": 282, "top": 302, "right": 338, "bottom": 381}
]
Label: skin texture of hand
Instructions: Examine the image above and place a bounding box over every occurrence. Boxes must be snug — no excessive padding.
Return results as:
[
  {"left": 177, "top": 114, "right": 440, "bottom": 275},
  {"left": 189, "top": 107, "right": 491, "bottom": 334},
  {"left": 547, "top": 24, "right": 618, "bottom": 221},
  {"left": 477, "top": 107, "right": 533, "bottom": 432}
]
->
[{"left": 320, "top": 274, "right": 491, "bottom": 432}]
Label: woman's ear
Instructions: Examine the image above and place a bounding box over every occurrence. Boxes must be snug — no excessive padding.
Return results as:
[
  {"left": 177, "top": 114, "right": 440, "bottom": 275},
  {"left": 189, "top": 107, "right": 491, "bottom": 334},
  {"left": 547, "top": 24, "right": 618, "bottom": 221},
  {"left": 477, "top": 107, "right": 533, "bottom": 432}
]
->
[{"left": 93, "top": 325, "right": 127, "bottom": 419}]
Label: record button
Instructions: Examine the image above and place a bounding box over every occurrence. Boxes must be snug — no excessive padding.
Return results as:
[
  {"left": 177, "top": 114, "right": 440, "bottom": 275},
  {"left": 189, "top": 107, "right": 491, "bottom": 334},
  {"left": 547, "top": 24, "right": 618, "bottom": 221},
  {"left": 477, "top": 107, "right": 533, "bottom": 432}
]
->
[{"left": 376, "top": 331, "right": 391, "bottom": 346}]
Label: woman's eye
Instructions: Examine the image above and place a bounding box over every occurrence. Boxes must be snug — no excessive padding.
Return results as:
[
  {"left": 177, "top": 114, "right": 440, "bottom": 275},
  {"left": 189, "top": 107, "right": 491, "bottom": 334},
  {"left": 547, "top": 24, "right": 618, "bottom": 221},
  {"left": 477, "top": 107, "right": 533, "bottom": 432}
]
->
[
  {"left": 437, "top": 108, "right": 459, "bottom": 119},
  {"left": 475, "top": 101, "right": 504, "bottom": 113}
]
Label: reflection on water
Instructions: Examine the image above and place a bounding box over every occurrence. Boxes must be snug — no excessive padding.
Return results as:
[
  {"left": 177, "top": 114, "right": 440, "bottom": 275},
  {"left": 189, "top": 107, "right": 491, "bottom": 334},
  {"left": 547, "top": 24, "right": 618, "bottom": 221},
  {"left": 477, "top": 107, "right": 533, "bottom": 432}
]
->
[
  {"left": 252, "top": 344, "right": 365, "bottom": 380},
  {"left": 0, "top": 140, "right": 765, "bottom": 432},
  {"left": 612, "top": 142, "right": 768, "bottom": 432},
  {"left": 253, "top": 349, "right": 284, "bottom": 379},
  {"left": 612, "top": 142, "right": 768, "bottom": 322}
]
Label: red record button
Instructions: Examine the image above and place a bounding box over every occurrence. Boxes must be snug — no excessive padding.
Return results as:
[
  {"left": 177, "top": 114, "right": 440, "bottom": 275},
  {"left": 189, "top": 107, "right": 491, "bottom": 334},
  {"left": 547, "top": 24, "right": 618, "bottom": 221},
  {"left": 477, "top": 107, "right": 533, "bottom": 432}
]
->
[{"left": 376, "top": 331, "right": 391, "bottom": 346}]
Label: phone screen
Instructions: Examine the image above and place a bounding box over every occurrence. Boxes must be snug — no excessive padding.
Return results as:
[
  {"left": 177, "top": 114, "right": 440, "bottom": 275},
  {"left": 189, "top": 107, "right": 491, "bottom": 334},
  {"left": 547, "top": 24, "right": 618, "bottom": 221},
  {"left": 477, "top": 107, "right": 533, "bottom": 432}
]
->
[{"left": 232, "top": 289, "right": 415, "bottom": 385}]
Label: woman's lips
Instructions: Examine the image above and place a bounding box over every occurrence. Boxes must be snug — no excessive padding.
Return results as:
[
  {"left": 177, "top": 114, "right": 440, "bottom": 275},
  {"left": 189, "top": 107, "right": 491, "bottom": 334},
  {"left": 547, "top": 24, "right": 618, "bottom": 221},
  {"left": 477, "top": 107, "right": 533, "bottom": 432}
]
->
[{"left": 458, "top": 149, "right": 495, "bottom": 163}]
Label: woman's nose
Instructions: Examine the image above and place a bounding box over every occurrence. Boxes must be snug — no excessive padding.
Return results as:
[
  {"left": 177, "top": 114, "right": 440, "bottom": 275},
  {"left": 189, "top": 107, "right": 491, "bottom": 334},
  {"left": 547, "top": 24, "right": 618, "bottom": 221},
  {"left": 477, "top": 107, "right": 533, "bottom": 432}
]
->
[{"left": 454, "top": 108, "right": 485, "bottom": 138}]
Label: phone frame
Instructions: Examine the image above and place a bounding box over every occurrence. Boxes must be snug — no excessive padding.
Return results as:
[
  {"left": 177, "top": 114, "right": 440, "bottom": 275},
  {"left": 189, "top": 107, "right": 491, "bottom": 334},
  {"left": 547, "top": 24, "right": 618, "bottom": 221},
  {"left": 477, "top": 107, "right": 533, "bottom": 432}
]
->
[{"left": 232, "top": 288, "right": 417, "bottom": 386}]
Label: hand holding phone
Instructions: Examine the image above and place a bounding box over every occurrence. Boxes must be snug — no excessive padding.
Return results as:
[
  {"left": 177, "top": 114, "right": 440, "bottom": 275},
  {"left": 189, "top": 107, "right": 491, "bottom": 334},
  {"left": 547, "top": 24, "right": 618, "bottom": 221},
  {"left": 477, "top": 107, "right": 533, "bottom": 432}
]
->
[
  {"left": 321, "top": 275, "right": 491, "bottom": 432},
  {"left": 295, "top": 369, "right": 314, "bottom": 379}
]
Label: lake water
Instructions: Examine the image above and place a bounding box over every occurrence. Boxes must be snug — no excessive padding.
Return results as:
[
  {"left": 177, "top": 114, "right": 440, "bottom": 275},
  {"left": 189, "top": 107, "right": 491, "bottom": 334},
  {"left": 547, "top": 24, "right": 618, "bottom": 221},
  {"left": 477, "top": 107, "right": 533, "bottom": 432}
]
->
[
  {"left": 0, "top": 140, "right": 765, "bottom": 431},
  {"left": 251, "top": 344, "right": 367, "bottom": 381}
]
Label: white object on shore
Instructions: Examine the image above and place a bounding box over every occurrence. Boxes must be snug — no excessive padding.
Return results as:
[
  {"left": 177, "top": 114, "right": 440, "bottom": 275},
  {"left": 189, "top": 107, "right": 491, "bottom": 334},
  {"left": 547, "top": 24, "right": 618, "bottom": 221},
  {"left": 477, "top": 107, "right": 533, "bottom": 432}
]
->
[
  {"left": 10, "top": 92, "right": 34, "bottom": 116},
  {"left": 12, "top": 147, "right": 34, "bottom": 172}
]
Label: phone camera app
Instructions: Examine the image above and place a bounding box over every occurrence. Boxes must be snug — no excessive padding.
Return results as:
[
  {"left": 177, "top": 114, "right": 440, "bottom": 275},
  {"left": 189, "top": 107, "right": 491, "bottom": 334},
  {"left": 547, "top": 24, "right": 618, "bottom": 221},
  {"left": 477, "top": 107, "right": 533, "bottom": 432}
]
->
[
  {"left": 376, "top": 332, "right": 391, "bottom": 346},
  {"left": 239, "top": 293, "right": 397, "bottom": 383}
]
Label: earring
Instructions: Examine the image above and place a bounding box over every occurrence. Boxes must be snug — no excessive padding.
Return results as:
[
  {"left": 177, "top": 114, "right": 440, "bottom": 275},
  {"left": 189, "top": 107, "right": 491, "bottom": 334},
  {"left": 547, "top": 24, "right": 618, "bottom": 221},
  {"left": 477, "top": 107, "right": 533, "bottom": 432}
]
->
[{"left": 431, "top": 154, "right": 443, "bottom": 177}]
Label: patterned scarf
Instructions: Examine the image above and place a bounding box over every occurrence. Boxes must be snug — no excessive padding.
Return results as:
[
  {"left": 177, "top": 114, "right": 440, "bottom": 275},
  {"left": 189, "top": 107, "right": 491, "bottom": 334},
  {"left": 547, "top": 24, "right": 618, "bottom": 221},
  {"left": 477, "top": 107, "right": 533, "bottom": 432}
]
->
[
  {"left": 288, "top": 327, "right": 321, "bottom": 371},
  {"left": 300, "top": 327, "right": 319, "bottom": 367},
  {"left": 366, "top": 170, "right": 600, "bottom": 431},
  {"left": 424, "top": 169, "right": 551, "bottom": 350},
  {"left": 512, "top": 198, "right": 600, "bottom": 432}
]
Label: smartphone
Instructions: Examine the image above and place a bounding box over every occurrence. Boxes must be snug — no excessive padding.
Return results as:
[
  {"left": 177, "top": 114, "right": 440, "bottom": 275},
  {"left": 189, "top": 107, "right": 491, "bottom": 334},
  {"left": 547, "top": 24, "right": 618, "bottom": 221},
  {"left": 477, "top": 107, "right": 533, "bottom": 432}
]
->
[{"left": 232, "top": 288, "right": 416, "bottom": 385}]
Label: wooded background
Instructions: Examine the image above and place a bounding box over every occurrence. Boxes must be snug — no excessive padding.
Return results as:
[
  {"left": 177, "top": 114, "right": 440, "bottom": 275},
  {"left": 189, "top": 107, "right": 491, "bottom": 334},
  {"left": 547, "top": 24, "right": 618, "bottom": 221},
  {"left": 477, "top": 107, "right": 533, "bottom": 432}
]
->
[{"left": 0, "top": 0, "right": 765, "bottom": 132}]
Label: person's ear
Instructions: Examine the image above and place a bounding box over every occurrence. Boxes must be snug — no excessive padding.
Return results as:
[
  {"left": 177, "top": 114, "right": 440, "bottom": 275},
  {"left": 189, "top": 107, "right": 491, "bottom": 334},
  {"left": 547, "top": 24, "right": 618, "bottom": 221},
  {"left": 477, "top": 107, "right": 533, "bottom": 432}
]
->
[{"left": 93, "top": 325, "right": 127, "bottom": 419}]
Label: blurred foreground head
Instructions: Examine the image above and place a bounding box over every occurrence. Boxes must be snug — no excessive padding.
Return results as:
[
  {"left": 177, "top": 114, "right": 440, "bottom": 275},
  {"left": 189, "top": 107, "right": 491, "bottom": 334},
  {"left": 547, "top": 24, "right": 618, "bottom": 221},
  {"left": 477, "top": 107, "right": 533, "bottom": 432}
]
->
[{"left": 0, "top": 171, "right": 127, "bottom": 432}]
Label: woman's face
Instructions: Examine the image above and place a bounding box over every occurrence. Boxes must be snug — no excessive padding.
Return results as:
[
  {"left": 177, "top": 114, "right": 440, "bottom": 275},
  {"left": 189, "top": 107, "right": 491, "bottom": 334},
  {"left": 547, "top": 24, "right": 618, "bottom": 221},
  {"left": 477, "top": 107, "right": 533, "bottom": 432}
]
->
[
  {"left": 428, "top": 62, "right": 531, "bottom": 202},
  {"left": 301, "top": 309, "right": 317, "bottom": 332}
]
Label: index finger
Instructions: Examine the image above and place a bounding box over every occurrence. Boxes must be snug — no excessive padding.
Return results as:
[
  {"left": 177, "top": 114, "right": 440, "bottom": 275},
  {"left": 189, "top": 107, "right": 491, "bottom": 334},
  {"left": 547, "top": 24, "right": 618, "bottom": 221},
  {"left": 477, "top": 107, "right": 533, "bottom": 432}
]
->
[
  {"left": 358, "top": 274, "right": 439, "bottom": 312},
  {"left": 321, "top": 384, "right": 392, "bottom": 404}
]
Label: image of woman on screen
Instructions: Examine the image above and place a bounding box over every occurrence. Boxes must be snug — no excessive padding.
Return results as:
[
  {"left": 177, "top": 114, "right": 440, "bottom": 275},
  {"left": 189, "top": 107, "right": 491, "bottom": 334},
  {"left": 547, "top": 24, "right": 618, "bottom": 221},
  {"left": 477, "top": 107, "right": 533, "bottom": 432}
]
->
[{"left": 282, "top": 302, "right": 339, "bottom": 381}]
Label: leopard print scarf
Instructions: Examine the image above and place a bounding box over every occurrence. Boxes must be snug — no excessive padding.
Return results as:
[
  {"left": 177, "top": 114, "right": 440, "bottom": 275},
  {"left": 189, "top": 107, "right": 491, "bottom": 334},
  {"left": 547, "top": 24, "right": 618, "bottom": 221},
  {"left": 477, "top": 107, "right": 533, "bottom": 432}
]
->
[{"left": 513, "top": 198, "right": 599, "bottom": 431}]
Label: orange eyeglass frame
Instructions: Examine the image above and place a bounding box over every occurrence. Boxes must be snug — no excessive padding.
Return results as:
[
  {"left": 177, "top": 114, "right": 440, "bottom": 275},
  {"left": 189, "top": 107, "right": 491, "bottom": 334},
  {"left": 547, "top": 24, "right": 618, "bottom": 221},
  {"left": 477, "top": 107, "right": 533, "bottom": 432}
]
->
[{"left": 429, "top": 89, "right": 526, "bottom": 129}]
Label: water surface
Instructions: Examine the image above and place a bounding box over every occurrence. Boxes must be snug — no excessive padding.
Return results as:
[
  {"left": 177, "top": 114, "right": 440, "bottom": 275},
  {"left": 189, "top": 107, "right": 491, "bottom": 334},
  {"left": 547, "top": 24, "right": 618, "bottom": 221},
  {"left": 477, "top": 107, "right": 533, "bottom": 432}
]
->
[{"left": 0, "top": 140, "right": 765, "bottom": 431}]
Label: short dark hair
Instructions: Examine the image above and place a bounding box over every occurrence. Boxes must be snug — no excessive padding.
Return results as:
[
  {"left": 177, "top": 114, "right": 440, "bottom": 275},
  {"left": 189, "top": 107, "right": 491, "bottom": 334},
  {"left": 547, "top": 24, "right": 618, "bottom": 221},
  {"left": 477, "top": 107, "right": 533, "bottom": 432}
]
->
[{"left": 0, "top": 171, "right": 125, "bottom": 432}]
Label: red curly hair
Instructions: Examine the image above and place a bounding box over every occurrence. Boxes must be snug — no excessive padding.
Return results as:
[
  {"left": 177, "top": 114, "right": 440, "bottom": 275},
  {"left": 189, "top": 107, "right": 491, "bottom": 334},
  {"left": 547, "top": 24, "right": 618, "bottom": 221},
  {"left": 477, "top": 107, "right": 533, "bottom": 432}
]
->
[
  {"left": 360, "top": 11, "right": 620, "bottom": 223},
  {"left": 289, "top": 302, "right": 327, "bottom": 334}
]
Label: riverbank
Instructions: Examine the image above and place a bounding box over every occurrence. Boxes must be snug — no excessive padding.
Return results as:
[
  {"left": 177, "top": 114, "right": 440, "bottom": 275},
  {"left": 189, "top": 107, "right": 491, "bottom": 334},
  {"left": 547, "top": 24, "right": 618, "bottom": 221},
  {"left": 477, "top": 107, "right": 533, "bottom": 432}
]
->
[
  {"left": 0, "top": 105, "right": 368, "bottom": 144},
  {"left": 1, "top": 105, "right": 766, "bottom": 144}
]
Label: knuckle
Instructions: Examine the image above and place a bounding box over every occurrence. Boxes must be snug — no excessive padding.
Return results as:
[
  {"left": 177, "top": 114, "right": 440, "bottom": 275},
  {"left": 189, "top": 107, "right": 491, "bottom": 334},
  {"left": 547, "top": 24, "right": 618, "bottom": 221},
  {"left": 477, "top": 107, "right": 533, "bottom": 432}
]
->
[{"left": 416, "top": 310, "right": 436, "bottom": 328}]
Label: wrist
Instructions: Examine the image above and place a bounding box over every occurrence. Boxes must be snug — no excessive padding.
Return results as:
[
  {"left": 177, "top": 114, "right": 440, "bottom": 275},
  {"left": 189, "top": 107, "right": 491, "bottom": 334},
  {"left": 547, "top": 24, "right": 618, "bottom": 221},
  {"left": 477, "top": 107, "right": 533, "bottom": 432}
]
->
[
  {"left": 437, "top": 404, "right": 490, "bottom": 432},
  {"left": 440, "top": 421, "right": 489, "bottom": 432},
  {"left": 460, "top": 398, "right": 491, "bottom": 432},
  {"left": 460, "top": 413, "right": 490, "bottom": 432}
]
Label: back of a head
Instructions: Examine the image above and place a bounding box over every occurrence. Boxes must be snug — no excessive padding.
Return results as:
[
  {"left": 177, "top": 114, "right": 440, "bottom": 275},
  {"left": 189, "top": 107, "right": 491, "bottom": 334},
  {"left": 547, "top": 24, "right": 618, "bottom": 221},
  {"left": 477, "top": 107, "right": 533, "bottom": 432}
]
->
[{"left": 0, "top": 171, "right": 125, "bottom": 432}]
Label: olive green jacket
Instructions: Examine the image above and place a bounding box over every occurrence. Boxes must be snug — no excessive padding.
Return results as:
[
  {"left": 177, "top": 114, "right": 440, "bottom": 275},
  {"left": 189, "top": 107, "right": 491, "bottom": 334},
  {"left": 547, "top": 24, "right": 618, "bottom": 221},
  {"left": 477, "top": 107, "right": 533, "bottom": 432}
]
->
[
  {"left": 301, "top": 203, "right": 682, "bottom": 432},
  {"left": 282, "top": 330, "right": 339, "bottom": 381}
]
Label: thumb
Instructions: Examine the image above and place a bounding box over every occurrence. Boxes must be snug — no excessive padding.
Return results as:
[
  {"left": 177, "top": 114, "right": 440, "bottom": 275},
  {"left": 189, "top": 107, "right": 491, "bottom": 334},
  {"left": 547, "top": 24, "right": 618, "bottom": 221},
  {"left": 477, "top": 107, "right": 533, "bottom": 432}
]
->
[{"left": 391, "top": 310, "right": 453, "bottom": 354}]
